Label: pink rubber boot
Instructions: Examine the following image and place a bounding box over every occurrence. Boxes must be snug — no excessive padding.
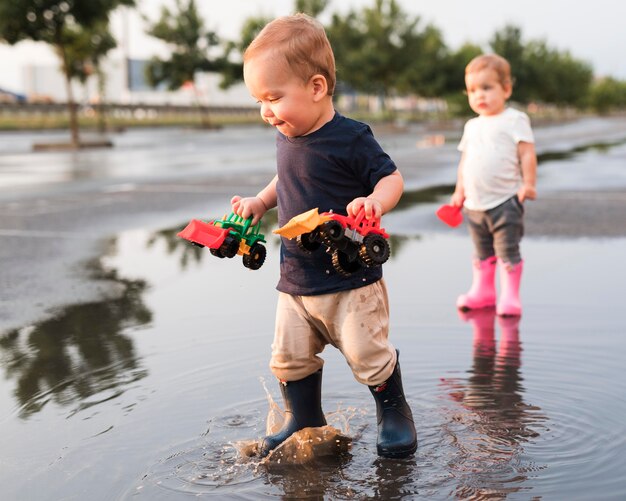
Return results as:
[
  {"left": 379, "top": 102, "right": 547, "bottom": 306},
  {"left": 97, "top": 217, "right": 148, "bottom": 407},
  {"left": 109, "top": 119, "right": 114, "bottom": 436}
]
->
[
  {"left": 456, "top": 256, "right": 497, "bottom": 310},
  {"left": 497, "top": 260, "right": 523, "bottom": 317}
]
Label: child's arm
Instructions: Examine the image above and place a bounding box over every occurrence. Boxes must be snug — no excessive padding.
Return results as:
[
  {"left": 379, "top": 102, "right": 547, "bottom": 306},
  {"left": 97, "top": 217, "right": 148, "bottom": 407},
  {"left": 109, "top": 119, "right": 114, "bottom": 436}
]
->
[
  {"left": 347, "top": 169, "right": 404, "bottom": 219},
  {"left": 517, "top": 141, "right": 537, "bottom": 202},
  {"left": 231, "top": 175, "right": 278, "bottom": 225},
  {"left": 450, "top": 152, "right": 466, "bottom": 207}
]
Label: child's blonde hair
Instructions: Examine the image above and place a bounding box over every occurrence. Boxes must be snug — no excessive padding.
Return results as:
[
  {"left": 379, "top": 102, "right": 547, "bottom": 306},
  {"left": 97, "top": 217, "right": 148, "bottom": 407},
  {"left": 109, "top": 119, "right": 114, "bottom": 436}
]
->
[
  {"left": 243, "top": 13, "right": 336, "bottom": 96},
  {"left": 466, "top": 53, "right": 512, "bottom": 88}
]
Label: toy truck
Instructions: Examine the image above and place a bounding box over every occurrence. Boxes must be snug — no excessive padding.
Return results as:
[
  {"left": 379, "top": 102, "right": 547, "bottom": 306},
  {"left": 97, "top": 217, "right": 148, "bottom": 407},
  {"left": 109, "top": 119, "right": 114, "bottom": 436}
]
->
[
  {"left": 274, "top": 208, "right": 390, "bottom": 276},
  {"left": 177, "top": 212, "right": 267, "bottom": 270}
]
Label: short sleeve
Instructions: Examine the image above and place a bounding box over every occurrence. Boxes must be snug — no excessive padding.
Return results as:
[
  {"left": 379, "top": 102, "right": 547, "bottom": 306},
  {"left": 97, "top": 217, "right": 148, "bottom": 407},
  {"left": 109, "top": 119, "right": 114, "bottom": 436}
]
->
[
  {"left": 351, "top": 126, "right": 397, "bottom": 190},
  {"left": 513, "top": 112, "right": 534, "bottom": 144},
  {"left": 458, "top": 120, "right": 471, "bottom": 152}
]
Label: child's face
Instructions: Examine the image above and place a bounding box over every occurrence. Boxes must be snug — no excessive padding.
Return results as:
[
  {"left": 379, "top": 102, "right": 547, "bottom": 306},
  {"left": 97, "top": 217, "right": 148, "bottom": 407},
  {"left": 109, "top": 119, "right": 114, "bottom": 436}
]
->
[
  {"left": 244, "top": 52, "right": 327, "bottom": 138},
  {"left": 465, "top": 68, "right": 511, "bottom": 116}
]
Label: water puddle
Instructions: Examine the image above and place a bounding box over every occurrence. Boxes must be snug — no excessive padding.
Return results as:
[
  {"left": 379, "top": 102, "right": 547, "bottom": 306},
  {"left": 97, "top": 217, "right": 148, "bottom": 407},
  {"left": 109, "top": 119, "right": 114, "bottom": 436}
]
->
[
  {"left": 3, "top": 223, "right": 626, "bottom": 500},
  {"left": 3, "top": 126, "right": 626, "bottom": 498}
]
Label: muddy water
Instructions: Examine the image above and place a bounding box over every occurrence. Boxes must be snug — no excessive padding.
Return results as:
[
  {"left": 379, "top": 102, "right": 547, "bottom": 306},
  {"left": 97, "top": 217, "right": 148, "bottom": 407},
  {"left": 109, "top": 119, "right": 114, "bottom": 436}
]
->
[{"left": 2, "top": 121, "right": 626, "bottom": 500}]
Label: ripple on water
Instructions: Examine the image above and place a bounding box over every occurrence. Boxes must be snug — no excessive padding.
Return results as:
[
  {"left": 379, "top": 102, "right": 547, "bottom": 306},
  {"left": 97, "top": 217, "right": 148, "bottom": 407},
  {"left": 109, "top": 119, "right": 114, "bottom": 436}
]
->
[
  {"left": 128, "top": 325, "right": 626, "bottom": 500},
  {"left": 131, "top": 393, "right": 368, "bottom": 498}
]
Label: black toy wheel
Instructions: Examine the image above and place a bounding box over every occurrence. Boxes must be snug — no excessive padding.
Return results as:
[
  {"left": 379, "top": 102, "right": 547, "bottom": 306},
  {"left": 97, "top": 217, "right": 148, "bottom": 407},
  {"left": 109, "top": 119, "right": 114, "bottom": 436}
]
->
[
  {"left": 220, "top": 236, "right": 239, "bottom": 259},
  {"left": 296, "top": 230, "right": 321, "bottom": 253},
  {"left": 359, "top": 234, "right": 390, "bottom": 266},
  {"left": 319, "top": 220, "right": 344, "bottom": 245},
  {"left": 331, "top": 249, "right": 362, "bottom": 276},
  {"left": 210, "top": 247, "right": 224, "bottom": 258},
  {"left": 243, "top": 243, "right": 266, "bottom": 270}
]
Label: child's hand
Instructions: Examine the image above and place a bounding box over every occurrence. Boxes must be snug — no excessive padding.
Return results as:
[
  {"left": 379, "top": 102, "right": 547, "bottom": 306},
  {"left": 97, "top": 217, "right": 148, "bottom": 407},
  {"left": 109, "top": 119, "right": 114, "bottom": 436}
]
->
[
  {"left": 231, "top": 195, "right": 267, "bottom": 225},
  {"left": 347, "top": 197, "right": 383, "bottom": 219},
  {"left": 450, "top": 190, "right": 465, "bottom": 207},
  {"left": 517, "top": 184, "right": 536, "bottom": 203}
]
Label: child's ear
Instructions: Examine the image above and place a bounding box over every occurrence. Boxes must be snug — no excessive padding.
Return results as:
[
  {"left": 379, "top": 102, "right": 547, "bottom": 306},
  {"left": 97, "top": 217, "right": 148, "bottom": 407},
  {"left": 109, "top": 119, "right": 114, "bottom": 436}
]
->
[
  {"left": 503, "top": 83, "right": 513, "bottom": 99},
  {"left": 310, "top": 74, "right": 329, "bottom": 101}
]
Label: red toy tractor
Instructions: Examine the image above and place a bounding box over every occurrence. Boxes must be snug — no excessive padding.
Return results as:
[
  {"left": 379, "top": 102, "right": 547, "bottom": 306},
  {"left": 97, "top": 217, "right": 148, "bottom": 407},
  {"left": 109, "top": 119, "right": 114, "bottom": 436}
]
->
[{"left": 274, "top": 208, "right": 390, "bottom": 276}]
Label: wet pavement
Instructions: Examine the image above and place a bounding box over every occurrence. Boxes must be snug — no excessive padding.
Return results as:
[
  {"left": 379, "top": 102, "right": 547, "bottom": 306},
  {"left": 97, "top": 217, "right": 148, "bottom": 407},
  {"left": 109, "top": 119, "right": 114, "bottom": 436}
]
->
[{"left": 1, "top": 116, "right": 626, "bottom": 500}]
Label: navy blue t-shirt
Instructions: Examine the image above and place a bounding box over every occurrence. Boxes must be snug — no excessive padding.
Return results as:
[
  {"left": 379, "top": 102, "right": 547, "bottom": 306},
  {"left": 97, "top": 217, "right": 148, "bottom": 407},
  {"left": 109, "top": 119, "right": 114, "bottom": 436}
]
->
[{"left": 275, "top": 111, "right": 397, "bottom": 295}]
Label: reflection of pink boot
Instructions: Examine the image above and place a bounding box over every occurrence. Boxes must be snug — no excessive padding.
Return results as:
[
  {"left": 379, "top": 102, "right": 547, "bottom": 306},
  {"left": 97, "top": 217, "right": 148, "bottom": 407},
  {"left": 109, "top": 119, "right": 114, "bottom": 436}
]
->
[
  {"left": 498, "top": 316, "right": 521, "bottom": 364},
  {"left": 457, "top": 256, "right": 497, "bottom": 310},
  {"left": 459, "top": 308, "right": 496, "bottom": 356},
  {"left": 497, "top": 260, "right": 523, "bottom": 317}
]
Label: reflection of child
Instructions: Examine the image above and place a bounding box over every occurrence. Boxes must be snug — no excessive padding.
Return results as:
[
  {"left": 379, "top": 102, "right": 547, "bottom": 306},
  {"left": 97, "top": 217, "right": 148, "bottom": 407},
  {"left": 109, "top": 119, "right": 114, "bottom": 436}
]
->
[
  {"left": 230, "top": 14, "right": 416, "bottom": 458},
  {"left": 451, "top": 54, "right": 537, "bottom": 316}
]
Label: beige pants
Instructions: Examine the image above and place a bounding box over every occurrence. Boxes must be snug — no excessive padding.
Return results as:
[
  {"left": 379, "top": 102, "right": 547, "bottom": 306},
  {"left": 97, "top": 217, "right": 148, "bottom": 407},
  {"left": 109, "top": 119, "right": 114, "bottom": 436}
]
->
[{"left": 271, "top": 279, "right": 396, "bottom": 386}]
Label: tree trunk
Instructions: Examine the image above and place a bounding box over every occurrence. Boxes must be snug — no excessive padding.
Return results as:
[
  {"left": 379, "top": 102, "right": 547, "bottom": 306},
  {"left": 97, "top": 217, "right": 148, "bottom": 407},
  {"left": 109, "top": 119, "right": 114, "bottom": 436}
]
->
[
  {"left": 96, "top": 68, "right": 107, "bottom": 134},
  {"left": 59, "top": 45, "right": 80, "bottom": 148},
  {"left": 192, "top": 81, "right": 211, "bottom": 129}
]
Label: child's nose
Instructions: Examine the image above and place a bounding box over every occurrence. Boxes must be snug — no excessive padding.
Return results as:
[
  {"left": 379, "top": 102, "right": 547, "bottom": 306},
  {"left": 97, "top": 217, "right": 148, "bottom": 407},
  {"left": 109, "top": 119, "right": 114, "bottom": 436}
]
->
[{"left": 260, "top": 103, "right": 273, "bottom": 119}]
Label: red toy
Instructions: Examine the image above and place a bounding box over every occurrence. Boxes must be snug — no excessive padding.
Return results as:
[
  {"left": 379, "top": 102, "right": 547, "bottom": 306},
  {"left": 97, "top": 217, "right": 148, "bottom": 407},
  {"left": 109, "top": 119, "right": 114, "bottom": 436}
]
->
[
  {"left": 436, "top": 204, "right": 463, "bottom": 227},
  {"left": 177, "top": 212, "right": 267, "bottom": 270},
  {"left": 274, "top": 208, "right": 390, "bottom": 276}
]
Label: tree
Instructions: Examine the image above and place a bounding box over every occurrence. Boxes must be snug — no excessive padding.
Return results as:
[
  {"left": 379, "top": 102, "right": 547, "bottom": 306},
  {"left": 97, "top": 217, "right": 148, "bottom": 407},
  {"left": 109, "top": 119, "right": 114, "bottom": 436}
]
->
[
  {"left": 441, "top": 42, "right": 483, "bottom": 115},
  {"left": 63, "top": 21, "right": 117, "bottom": 133},
  {"left": 327, "top": 0, "right": 447, "bottom": 110},
  {"left": 217, "top": 15, "right": 269, "bottom": 91},
  {"left": 144, "top": 0, "right": 221, "bottom": 128},
  {"left": 589, "top": 77, "right": 626, "bottom": 114},
  {"left": 0, "top": 0, "right": 134, "bottom": 147},
  {"left": 524, "top": 41, "right": 592, "bottom": 107},
  {"left": 489, "top": 25, "right": 592, "bottom": 107},
  {"left": 295, "top": 0, "right": 330, "bottom": 17}
]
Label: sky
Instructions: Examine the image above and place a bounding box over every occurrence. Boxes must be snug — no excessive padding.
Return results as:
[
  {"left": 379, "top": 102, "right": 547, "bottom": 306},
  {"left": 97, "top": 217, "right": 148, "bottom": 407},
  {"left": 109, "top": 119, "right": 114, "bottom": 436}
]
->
[{"left": 1, "top": 0, "right": 625, "bottom": 92}]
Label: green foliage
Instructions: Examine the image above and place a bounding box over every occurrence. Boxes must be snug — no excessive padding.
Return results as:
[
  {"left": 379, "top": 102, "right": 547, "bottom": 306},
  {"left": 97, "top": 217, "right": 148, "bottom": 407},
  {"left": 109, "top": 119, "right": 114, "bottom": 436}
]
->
[
  {"left": 62, "top": 22, "right": 117, "bottom": 82},
  {"left": 217, "top": 15, "right": 270, "bottom": 90},
  {"left": 214, "top": 1, "right": 616, "bottom": 112},
  {"left": 144, "top": 0, "right": 219, "bottom": 90},
  {"left": 327, "top": 0, "right": 447, "bottom": 100},
  {"left": 443, "top": 43, "right": 482, "bottom": 92},
  {"left": 0, "top": 0, "right": 134, "bottom": 145},
  {"left": 0, "top": 0, "right": 133, "bottom": 44},
  {"left": 295, "top": 0, "right": 330, "bottom": 17},
  {"left": 489, "top": 25, "right": 593, "bottom": 106},
  {"left": 589, "top": 78, "right": 626, "bottom": 113}
]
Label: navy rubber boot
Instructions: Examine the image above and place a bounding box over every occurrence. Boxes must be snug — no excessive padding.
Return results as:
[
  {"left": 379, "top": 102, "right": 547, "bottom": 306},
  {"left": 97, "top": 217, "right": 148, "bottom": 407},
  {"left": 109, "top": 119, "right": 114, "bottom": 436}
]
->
[
  {"left": 259, "top": 369, "right": 326, "bottom": 457},
  {"left": 369, "top": 353, "right": 417, "bottom": 458}
]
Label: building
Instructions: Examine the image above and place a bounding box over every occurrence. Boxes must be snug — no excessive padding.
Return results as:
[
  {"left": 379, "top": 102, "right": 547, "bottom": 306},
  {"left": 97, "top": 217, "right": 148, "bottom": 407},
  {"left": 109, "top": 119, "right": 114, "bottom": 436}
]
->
[{"left": 20, "top": 57, "right": 252, "bottom": 107}]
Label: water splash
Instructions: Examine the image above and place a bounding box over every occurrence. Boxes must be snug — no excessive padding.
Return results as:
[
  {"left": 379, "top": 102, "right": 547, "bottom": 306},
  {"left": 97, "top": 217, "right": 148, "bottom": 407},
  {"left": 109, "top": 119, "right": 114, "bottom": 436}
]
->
[{"left": 232, "top": 377, "right": 354, "bottom": 466}]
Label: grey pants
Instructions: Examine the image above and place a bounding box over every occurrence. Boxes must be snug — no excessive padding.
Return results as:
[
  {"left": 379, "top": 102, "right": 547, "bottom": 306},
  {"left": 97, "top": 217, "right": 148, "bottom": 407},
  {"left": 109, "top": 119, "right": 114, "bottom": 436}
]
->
[{"left": 465, "top": 196, "right": 525, "bottom": 264}]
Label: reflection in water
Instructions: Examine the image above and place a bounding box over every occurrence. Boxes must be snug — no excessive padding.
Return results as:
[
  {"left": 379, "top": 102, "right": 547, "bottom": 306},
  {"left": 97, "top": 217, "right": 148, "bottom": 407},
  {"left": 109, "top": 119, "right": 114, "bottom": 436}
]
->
[
  {"left": 442, "top": 308, "right": 547, "bottom": 499},
  {"left": 146, "top": 224, "right": 204, "bottom": 270},
  {"left": 395, "top": 184, "right": 455, "bottom": 211},
  {"left": 0, "top": 264, "right": 152, "bottom": 419},
  {"left": 147, "top": 210, "right": 280, "bottom": 270},
  {"left": 537, "top": 137, "right": 626, "bottom": 162},
  {"left": 372, "top": 456, "right": 419, "bottom": 499},
  {"left": 265, "top": 454, "right": 354, "bottom": 499}
]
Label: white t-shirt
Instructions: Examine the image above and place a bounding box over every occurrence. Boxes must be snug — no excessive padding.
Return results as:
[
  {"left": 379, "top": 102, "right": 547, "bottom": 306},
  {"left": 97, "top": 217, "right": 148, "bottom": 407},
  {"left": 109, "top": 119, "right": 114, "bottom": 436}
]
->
[{"left": 458, "top": 107, "right": 534, "bottom": 211}]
